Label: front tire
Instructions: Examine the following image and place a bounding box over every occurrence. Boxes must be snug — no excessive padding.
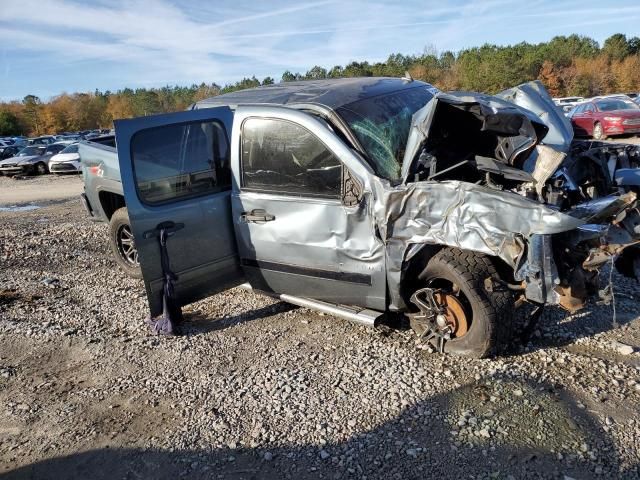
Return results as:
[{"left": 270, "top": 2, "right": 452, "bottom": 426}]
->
[
  {"left": 109, "top": 207, "right": 142, "bottom": 279},
  {"left": 35, "top": 162, "right": 48, "bottom": 175},
  {"left": 414, "top": 248, "right": 514, "bottom": 358}
]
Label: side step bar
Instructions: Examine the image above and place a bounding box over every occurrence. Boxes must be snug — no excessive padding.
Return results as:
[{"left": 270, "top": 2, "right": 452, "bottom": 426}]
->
[{"left": 238, "top": 283, "right": 382, "bottom": 327}]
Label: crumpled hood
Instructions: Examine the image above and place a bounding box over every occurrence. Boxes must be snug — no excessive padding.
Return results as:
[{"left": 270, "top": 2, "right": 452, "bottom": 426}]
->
[
  {"left": 402, "top": 85, "right": 552, "bottom": 182},
  {"left": 497, "top": 80, "right": 574, "bottom": 153},
  {"left": 402, "top": 80, "right": 573, "bottom": 182}
]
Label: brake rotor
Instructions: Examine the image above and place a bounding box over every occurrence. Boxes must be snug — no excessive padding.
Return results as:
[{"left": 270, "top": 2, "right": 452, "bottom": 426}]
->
[{"left": 433, "top": 292, "right": 469, "bottom": 338}]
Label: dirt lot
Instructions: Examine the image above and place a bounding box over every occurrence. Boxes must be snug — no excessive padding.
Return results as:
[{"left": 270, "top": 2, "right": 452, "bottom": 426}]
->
[
  {"left": 1, "top": 175, "right": 640, "bottom": 479},
  {"left": 0, "top": 175, "right": 83, "bottom": 206}
]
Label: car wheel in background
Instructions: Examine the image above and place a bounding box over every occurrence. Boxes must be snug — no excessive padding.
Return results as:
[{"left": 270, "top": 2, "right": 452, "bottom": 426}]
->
[
  {"left": 592, "top": 122, "right": 606, "bottom": 140},
  {"left": 109, "top": 207, "right": 142, "bottom": 279},
  {"left": 35, "top": 162, "right": 48, "bottom": 175}
]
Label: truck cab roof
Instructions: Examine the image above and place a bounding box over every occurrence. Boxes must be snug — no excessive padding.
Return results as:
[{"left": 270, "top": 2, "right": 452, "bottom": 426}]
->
[{"left": 195, "top": 77, "right": 432, "bottom": 111}]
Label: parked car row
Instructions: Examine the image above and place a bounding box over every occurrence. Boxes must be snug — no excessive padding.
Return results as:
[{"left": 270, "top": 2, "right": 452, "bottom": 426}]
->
[
  {"left": 0, "top": 142, "right": 81, "bottom": 175},
  {"left": 0, "top": 129, "right": 111, "bottom": 175}
]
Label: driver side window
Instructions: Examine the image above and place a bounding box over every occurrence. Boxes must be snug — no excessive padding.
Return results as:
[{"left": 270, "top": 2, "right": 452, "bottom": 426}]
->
[{"left": 241, "top": 117, "right": 342, "bottom": 198}]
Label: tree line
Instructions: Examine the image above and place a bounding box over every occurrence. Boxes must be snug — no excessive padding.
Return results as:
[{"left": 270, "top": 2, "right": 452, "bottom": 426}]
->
[{"left": 1, "top": 33, "right": 639, "bottom": 137}]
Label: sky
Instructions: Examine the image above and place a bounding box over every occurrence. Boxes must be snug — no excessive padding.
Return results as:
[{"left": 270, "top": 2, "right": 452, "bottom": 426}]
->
[{"left": 1, "top": 0, "right": 640, "bottom": 101}]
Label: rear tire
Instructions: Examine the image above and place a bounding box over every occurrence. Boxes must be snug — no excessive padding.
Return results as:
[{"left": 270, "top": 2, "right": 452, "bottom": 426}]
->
[
  {"left": 416, "top": 248, "right": 514, "bottom": 358},
  {"left": 109, "top": 207, "right": 142, "bottom": 279}
]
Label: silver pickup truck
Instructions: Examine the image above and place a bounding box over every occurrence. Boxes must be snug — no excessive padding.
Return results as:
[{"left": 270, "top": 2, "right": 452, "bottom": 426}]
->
[{"left": 80, "top": 77, "right": 640, "bottom": 357}]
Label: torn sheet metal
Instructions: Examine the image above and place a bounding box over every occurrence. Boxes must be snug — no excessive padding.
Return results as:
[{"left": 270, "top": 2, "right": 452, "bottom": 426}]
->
[
  {"left": 514, "top": 234, "right": 559, "bottom": 304},
  {"left": 371, "top": 179, "right": 585, "bottom": 310},
  {"left": 568, "top": 191, "right": 637, "bottom": 223},
  {"left": 529, "top": 145, "right": 567, "bottom": 196},
  {"left": 615, "top": 168, "right": 640, "bottom": 187},
  {"left": 497, "top": 80, "right": 574, "bottom": 153},
  {"left": 401, "top": 89, "right": 549, "bottom": 182}
]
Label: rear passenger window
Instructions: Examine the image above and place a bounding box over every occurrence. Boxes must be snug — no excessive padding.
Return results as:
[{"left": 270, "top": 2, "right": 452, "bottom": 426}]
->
[
  {"left": 241, "top": 117, "right": 342, "bottom": 198},
  {"left": 131, "top": 121, "right": 230, "bottom": 204}
]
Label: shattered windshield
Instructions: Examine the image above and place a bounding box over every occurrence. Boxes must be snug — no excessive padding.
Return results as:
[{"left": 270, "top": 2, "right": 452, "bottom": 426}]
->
[{"left": 337, "top": 86, "right": 435, "bottom": 182}]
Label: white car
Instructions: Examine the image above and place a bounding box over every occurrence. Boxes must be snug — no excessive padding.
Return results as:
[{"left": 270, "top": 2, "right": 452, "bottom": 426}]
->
[{"left": 48, "top": 143, "right": 81, "bottom": 173}]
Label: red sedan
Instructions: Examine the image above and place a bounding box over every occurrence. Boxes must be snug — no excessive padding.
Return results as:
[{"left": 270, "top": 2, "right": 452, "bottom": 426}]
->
[{"left": 568, "top": 97, "right": 640, "bottom": 140}]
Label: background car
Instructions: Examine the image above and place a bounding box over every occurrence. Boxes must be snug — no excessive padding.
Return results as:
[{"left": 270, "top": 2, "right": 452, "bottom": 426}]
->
[
  {"left": 553, "top": 96, "right": 585, "bottom": 114},
  {"left": 27, "top": 135, "right": 56, "bottom": 145},
  {"left": 58, "top": 134, "right": 82, "bottom": 142},
  {"left": 567, "top": 97, "right": 640, "bottom": 139},
  {"left": 48, "top": 143, "right": 81, "bottom": 173},
  {"left": 0, "top": 144, "right": 22, "bottom": 160},
  {"left": 0, "top": 143, "right": 66, "bottom": 175}
]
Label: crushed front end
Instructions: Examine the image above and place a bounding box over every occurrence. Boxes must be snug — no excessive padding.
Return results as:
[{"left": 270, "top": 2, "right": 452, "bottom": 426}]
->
[{"left": 384, "top": 80, "right": 640, "bottom": 314}]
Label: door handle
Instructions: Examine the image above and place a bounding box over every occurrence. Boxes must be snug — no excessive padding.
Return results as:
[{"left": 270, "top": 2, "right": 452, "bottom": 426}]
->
[
  {"left": 241, "top": 209, "right": 275, "bottom": 223},
  {"left": 143, "top": 221, "right": 185, "bottom": 239}
]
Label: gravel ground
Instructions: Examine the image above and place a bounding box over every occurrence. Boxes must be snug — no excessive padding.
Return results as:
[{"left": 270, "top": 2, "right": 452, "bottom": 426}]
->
[{"left": 1, "top": 176, "right": 640, "bottom": 479}]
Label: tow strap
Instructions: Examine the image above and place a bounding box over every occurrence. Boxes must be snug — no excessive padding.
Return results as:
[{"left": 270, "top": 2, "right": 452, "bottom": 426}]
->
[{"left": 144, "top": 222, "right": 184, "bottom": 335}]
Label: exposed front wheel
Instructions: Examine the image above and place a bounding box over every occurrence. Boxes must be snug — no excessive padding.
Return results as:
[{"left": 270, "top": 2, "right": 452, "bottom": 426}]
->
[
  {"left": 410, "top": 248, "right": 514, "bottom": 358},
  {"left": 109, "top": 207, "right": 142, "bottom": 279}
]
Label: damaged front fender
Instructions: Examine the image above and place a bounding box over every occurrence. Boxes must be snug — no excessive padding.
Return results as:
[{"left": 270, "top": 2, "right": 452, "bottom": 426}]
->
[{"left": 373, "top": 179, "right": 585, "bottom": 310}]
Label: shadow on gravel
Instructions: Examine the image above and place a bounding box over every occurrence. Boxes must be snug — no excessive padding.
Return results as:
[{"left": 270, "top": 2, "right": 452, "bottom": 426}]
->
[
  {"left": 513, "top": 300, "right": 636, "bottom": 356},
  {"left": 3, "top": 376, "right": 637, "bottom": 480},
  {"left": 179, "top": 302, "right": 298, "bottom": 336}
]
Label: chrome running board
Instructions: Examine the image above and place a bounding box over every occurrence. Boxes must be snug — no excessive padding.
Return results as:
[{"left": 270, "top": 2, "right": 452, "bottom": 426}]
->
[{"left": 238, "top": 283, "right": 381, "bottom": 327}]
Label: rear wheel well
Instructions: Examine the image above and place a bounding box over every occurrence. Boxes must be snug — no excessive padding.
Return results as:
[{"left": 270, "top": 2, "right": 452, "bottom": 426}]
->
[{"left": 98, "top": 191, "right": 126, "bottom": 220}]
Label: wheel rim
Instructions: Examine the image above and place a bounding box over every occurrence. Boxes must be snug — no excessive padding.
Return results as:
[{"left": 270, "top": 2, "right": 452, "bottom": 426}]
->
[
  {"left": 408, "top": 279, "right": 473, "bottom": 352},
  {"left": 116, "top": 224, "right": 139, "bottom": 266},
  {"left": 433, "top": 292, "right": 469, "bottom": 338},
  {"left": 37, "top": 163, "right": 47, "bottom": 174}
]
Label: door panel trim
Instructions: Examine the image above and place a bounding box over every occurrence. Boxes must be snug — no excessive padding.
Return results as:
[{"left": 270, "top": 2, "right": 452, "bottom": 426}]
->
[{"left": 241, "top": 258, "right": 371, "bottom": 286}]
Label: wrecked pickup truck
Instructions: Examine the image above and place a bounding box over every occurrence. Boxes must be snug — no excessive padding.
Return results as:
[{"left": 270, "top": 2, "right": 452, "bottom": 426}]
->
[{"left": 111, "top": 77, "right": 640, "bottom": 357}]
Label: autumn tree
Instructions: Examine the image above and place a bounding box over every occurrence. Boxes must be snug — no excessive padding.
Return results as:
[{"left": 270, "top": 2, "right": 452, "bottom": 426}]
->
[
  {"left": 537, "top": 61, "right": 562, "bottom": 96},
  {"left": 106, "top": 94, "right": 135, "bottom": 124},
  {"left": 22, "top": 95, "right": 43, "bottom": 135},
  {"left": 611, "top": 55, "right": 640, "bottom": 92}
]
